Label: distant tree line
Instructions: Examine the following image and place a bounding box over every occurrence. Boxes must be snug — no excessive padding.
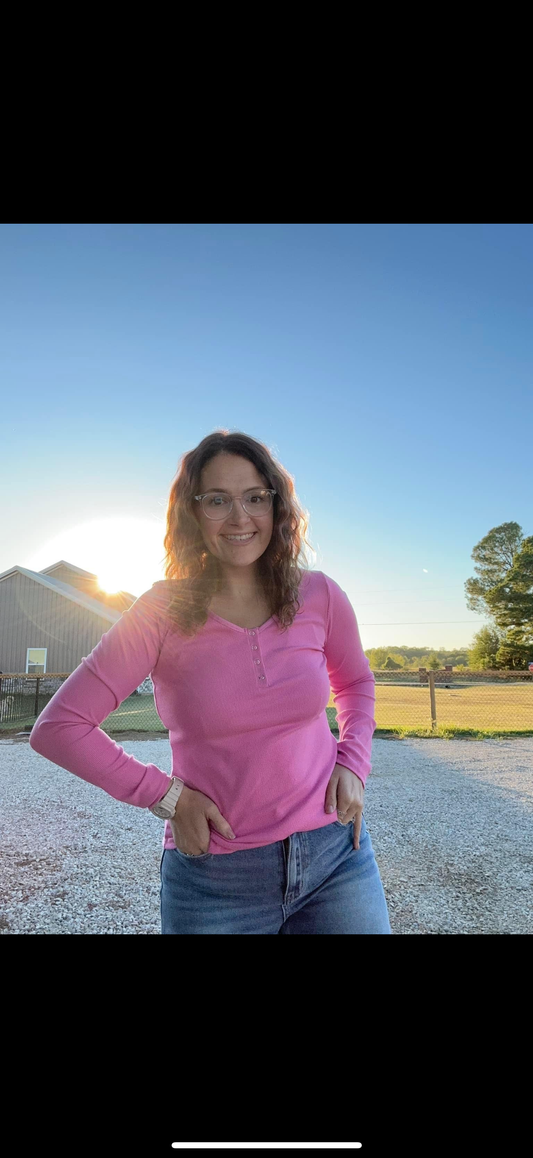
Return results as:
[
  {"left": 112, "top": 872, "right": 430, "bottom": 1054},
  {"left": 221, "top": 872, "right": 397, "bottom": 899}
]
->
[
  {"left": 364, "top": 647, "right": 468, "bottom": 672},
  {"left": 364, "top": 522, "right": 533, "bottom": 672}
]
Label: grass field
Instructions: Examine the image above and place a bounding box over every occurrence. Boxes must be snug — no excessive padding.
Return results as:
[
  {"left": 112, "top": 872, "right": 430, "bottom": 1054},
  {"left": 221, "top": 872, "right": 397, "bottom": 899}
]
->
[
  {"left": 3, "top": 682, "right": 531, "bottom": 740},
  {"left": 344, "top": 682, "right": 533, "bottom": 737}
]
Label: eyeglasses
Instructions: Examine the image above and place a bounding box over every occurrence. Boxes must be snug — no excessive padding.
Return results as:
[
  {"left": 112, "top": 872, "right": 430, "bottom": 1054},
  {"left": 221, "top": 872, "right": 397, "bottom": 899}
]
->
[{"left": 194, "top": 488, "right": 277, "bottom": 520}]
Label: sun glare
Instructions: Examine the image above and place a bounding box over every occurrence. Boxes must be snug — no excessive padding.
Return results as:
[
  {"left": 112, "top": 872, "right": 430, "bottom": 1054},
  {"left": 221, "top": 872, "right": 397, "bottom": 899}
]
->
[{"left": 28, "top": 517, "right": 168, "bottom": 598}]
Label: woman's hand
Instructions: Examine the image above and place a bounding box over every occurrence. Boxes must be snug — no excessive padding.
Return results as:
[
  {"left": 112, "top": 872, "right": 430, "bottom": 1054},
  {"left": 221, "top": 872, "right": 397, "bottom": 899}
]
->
[
  {"left": 325, "top": 763, "right": 365, "bottom": 849},
  {"left": 169, "top": 785, "right": 236, "bottom": 855}
]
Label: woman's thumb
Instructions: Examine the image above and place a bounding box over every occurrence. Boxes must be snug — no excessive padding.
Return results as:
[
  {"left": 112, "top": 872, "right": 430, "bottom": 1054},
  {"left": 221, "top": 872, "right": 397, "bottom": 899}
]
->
[
  {"left": 210, "top": 808, "right": 236, "bottom": 839},
  {"left": 325, "top": 776, "right": 338, "bottom": 812}
]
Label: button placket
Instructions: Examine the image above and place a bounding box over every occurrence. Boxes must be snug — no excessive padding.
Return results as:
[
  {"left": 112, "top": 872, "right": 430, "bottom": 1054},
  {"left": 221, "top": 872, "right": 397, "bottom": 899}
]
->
[{"left": 248, "top": 628, "right": 266, "bottom": 683}]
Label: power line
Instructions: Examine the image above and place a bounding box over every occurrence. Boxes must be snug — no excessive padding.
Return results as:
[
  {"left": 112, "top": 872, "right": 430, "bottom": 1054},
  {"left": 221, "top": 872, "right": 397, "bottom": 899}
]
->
[
  {"left": 349, "top": 585, "right": 466, "bottom": 594},
  {"left": 359, "top": 619, "right": 485, "bottom": 626},
  {"left": 356, "top": 598, "right": 473, "bottom": 606}
]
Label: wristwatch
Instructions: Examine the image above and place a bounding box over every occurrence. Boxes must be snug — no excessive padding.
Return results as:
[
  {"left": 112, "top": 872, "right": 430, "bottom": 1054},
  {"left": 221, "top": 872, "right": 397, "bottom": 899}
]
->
[{"left": 148, "top": 776, "right": 185, "bottom": 819}]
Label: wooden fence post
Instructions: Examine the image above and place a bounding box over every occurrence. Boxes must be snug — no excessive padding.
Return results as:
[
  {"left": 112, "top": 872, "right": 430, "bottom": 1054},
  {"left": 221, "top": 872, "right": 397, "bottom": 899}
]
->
[{"left": 428, "top": 670, "right": 437, "bottom": 731}]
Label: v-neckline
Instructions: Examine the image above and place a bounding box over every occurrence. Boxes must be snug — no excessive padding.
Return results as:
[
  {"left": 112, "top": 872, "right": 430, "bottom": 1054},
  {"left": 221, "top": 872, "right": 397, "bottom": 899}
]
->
[{"left": 207, "top": 610, "right": 274, "bottom": 633}]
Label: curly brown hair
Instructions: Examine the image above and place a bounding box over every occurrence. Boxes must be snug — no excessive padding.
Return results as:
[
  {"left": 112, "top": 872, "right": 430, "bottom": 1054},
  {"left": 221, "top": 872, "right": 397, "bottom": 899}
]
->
[{"left": 161, "top": 429, "right": 315, "bottom": 636}]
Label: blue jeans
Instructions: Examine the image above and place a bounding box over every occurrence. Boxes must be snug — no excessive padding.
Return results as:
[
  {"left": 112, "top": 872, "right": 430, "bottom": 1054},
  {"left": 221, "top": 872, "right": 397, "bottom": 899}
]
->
[{"left": 160, "top": 814, "right": 392, "bottom": 934}]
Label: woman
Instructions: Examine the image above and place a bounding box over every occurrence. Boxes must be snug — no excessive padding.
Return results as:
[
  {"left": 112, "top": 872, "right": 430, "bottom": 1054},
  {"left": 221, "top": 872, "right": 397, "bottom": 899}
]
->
[{"left": 29, "top": 430, "right": 391, "bottom": 934}]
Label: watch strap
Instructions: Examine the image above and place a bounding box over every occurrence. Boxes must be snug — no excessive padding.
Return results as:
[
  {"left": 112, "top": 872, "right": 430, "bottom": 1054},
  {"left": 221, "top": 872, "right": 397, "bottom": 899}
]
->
[{"left": 149, "top": 776, "right": 184, "bottom": 818}]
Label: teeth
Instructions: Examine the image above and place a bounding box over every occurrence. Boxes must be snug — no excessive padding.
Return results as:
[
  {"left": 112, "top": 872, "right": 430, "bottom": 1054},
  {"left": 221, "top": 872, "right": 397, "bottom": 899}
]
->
[{"left": 224, "top": 533, "right": 255, "bottom": 541}]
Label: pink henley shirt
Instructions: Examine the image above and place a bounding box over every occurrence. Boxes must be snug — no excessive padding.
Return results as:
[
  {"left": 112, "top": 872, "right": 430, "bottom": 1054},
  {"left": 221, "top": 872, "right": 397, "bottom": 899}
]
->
[{"left": 29, "top": 569, "right": 377, "bottom": 854}]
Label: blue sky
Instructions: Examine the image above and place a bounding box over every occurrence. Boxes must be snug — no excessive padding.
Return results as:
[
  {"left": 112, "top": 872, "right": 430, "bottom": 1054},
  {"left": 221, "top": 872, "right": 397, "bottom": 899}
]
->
[{"left": 1, "top": 223, "right": 531, "bottom": 652}]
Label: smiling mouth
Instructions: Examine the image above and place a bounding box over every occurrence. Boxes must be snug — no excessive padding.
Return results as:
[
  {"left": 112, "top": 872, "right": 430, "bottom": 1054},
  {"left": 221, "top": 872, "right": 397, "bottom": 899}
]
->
[{"left": 221, "top": 532, "right": 257, "bottom": 542}]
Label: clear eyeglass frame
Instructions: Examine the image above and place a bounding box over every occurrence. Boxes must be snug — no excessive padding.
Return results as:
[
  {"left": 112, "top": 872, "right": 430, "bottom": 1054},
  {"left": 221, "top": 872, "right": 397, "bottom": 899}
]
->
[{"left": 194, "top": 488, "right": 277, "bottom": 520}]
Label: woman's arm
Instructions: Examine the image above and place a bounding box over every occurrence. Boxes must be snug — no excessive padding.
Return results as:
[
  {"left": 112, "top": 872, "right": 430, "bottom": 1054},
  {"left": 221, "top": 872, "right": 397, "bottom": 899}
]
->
[
  {"left": 29, "top": 582, "right": 173, "bottom": 809},
  {"left": 322, "top": 573, "right": 377, "bottom": 789}
]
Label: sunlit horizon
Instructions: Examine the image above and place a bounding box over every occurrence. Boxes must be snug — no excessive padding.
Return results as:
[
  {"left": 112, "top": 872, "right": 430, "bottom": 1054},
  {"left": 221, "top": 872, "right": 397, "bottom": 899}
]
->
[{"left": 28, "top": 516, "right": 168, "bottom": 598}]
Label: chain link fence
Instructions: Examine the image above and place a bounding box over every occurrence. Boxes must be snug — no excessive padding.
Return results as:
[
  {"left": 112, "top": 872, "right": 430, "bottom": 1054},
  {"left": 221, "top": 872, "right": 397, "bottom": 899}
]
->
[{"left": 1, "top": 668, "right": 532, "bottom": 739}]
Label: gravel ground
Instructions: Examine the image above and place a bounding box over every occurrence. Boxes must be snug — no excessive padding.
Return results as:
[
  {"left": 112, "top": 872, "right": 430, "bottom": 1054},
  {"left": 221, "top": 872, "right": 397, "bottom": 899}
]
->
[{"left": 1, "top": 734, "right": 532, "bottom": 934}]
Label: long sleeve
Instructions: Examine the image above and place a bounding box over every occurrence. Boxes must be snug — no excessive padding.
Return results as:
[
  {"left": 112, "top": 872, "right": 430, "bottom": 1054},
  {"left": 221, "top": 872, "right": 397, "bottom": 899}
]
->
[
  {"left": 323, "top": 574, "right": 377, "bottom": 787},
  {"left": 28, "top": 582, "right": 173, "bottom": 809}
]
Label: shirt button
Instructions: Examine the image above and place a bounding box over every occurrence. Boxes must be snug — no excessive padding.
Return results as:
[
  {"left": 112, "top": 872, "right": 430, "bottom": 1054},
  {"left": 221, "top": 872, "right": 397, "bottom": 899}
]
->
[
  {"left": 250, "top": 631, "right": 256, "bottom": 635},
  {"left": 252, "top": 645, "right": 258, "bottom": 650},
  {"left": 255, "top": 659, "right": 261, "bottom": 664},
  {"left": 259, "top": 675, "right": 265, "bottom": 680}
]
